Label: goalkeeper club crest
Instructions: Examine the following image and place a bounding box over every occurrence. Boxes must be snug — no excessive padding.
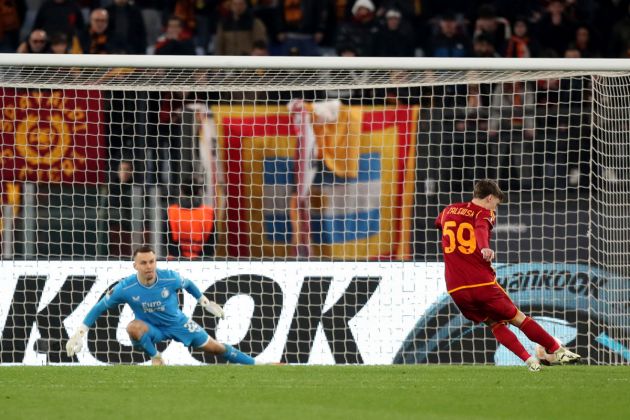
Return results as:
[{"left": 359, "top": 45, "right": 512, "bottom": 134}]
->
[{"left": 161, "top": 288, "right": 169, "bottom": 298}]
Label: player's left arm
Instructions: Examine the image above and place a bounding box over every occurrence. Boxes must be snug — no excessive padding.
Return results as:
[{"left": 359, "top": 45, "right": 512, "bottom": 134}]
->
[
  {"left": 475, "top": 211, "right": 495, "bottom": 262},
  {"left": 177, "top": 273, "right": 224, "bottom": 319}
]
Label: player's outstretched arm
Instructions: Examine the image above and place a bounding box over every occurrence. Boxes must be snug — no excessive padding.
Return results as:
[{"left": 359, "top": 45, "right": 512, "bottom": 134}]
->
[
  {"left": 65, "top": 289, "right": 118, "bottom": 357},
  {"left": 181, "top": 277, "right": 224, "bottom": 319},
  {"left": 199, "top": 296, "right": 225, "bottom": 319}
]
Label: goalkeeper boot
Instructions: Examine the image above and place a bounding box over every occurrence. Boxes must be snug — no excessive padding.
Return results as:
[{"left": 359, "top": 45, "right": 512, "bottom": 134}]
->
[
  {"left": 552, "top": 346, "right": 581, "bottom": 365},
  {"left": 525, "top": 356, "right": 541, "bottom": 372}
]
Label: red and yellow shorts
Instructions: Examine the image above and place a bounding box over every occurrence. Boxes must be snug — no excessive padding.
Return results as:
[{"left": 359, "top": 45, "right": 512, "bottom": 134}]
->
[{"left": 449, "top": 282, "right": 518, "bottom": 324}]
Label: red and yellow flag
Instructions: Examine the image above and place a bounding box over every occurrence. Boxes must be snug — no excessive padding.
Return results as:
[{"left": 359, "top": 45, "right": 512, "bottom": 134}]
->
[
  {"left": 1, "top": 89, "right": 104, "bottom": 184},
  {"left": 213, "top": 103, "right": 418, "bottom": 261}
]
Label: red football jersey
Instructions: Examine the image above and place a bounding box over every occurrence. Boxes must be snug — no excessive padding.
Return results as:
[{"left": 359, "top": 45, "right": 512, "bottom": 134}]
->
[{"left": 435, "top": 201, "right": 497, "bottom": 293}]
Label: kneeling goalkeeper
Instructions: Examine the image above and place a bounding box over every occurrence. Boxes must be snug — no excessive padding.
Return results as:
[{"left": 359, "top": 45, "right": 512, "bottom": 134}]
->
[{"left": 66, "top": 245, "right": 256, "bottom": 365}]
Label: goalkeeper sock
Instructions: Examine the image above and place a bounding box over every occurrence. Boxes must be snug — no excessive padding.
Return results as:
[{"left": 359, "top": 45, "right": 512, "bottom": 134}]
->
[
  {"left": 132, "top": 332, "right": 158, "bottom": 358},
  {"left": 222, "top": 344, "right": 255, "bottom": 365},
  {"left": 491, "top": 323, "right": 531, "bottom": 362},
  {"left": 519, "top": 316, "right": 561, "bottom": 353}
]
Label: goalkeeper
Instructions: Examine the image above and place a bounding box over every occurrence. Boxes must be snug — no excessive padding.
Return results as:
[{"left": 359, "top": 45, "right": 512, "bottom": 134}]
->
[{"left": 66, "top": 245, "right": 255, "bottom": 365}]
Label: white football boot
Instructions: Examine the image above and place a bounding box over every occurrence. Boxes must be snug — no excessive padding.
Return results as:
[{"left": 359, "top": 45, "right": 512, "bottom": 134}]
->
[
  {"left": 552, "top": 346, "right": 581, "bottom": 365},
  {"left": 526, "top": 356, "right": 542, "bottom": 372}
]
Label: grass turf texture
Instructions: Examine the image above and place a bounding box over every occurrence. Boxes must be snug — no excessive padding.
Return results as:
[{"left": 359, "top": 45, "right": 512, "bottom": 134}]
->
[{"left": 1, "top": 365, "right": 628, "bottom": 420}]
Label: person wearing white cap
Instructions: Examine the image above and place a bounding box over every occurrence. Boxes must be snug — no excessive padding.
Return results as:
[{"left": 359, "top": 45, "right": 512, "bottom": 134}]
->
[
  {"left": 337, "top": 0, "right": 378, "bottom": 56},
  {"left": 351, "top": 0, "right": 375, "bottom": 16},
  {"left": 385, "top": 9, "right": 402, "bottom": 19},
  {"left": 374, "top": 8, "right": 415, "bottom": 57},
  {"left": 277, "top": 0, "right": 327, "bottom": 56}
]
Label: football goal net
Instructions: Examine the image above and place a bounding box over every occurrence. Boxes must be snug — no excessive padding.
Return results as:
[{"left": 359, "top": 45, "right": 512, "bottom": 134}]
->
[{"left": 0, "top": 54, "right": 628, "bottom": 365}]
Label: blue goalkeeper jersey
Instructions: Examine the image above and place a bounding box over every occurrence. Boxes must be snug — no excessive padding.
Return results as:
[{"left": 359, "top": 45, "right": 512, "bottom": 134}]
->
[{"left": 83, "top": 268, "right": 203, "bottom": 328}]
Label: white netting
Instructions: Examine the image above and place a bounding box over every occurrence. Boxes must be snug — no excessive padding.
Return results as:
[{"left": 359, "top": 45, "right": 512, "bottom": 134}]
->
[{"left": 0, "top": 56, "right": 628, "bottom": 365}]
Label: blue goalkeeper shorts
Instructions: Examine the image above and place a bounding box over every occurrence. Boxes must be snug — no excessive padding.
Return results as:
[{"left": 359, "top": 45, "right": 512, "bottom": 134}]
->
[{"left": 139, "top": 319, "right": 210, "bottom": 349}]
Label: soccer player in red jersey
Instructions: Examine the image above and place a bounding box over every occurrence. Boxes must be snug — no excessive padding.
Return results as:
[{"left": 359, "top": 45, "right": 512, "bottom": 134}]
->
[{"left": 435, "top": 179, "right": 581, "bottom": 371}]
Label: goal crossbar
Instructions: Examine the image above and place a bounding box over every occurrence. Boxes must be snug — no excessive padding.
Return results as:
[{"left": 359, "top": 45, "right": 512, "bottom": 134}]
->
[{"left": 1, "top": 54, "right": 629, "bottom": 91}]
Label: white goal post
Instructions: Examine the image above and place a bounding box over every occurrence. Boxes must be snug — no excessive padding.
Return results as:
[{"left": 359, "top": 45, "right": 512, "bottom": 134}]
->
[{"left": 0, "top": 54, "right": 629, "bottom": 365}]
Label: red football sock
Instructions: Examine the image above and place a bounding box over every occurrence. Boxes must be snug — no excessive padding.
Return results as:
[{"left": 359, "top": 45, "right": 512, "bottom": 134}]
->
[
  {"left": 519, "top": 317, "right": 561, "bottom": 353},
  {"left": 491, "top": 323, "right": 531, "bottom": 362}
]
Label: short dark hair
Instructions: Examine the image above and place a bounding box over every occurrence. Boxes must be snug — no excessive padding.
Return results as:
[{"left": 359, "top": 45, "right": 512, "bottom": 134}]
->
[
  {"left": 133, "top": 245, "right": 156, "bottom": 258},
  {"left": 49, "top": 32, "right": 68, "bottom": 45},
  {"left": 252, "top": 40, "right": 268, "bottom": 50},
  {"left": 473, "top": 179, "right": 505, "bottom": 202}
]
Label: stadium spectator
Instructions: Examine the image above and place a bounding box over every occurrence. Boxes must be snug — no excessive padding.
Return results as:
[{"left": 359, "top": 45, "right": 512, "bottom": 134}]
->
[
  {"left": 604, "top": 1, "right": 630, "bottom": 57},
  {"left": 32, "top": 0, "right": 85, "bottom": 53},
  {"left": 106, "top": 0, "right": 147, "bottom": 55},
  {"left": 488, "top": 81, "right": 536, "bottom": 185},
  {"left": 427, "top": 11, "right": 471, "bottom": 57},
  {"left": 374, "top": 0, "right": 417, "bottom": 22},
  {"left": 454, "top": 83, "right": 490, "bottom": 132},
  {"left": 277, "top": 0, "right": 327, "bottom": 56},
  {"left": 372, "top": 0, "right": 422, "bottom": 49},
  {"left": 373, "top": 9, "right": 415, "bottom": 57},
  {"left": 488, "top": 81, "right": 536, "bottom": 138},
  {"left": 79, "top": 8, "right": 112, "bottom": 54},
  {"left": 0, "top": 0, "right": 26, "bottom": 53},
  {"left": 154, "top": 15, "right": 196, "bottom": 55},
  {"left": 473, "top": 3, "right": 510, "bottom": 56},
  {"left": 166, "top": 182, "right": 215, "bottom": 260},
  {"left": 571, "top": 25, "right": 600, "bottom": 58},
  {"left": 336, "top": 0, "right": 379, "bottom": 57},
  {"left": 134, "top": 0, "right": 163, "bottom": 50},
  {"left": 564, "top": 46, "right": 581, "bottom": 58},
  {"left": 105, "top": 159, "right": 135, "bottom": 258},
  {"left": 252, "top": 0, "right": 282, "bottom": 54},
  {"left": 65, "top": 245, "right": 258, "bottom": 366},
  {"left": 16, "top": 29, "right": 49, "bottom": 53},
  {"left": 251, "top": 39, "right": 269, "bottom": 56},
  {"left": 49, "top": 32, "right": 70, "bottom": 53},
  {"left": 491, "top": 0, "right": 543, "bottom": 25},
  {"left": 471, "top": 33, "right": 499, "bottom": 58},
  {"left": 505, "top": 17, "right": 539, "bottom": 58},
  {"left": 435, "top": 179, "right": 582, "bottom": 371},
  {"left": 535, "top": 0, "right": 576, "bottom": 57},
  {"left": 163, "top": 0, "right": 214, "bottom": 53},
  {"left": 214, "top": 0, "right": 267, "bottom": 56},
  {"left": 145, "top": 89, "right": 188, "bottom": 192},
  {"left": 613, "top": 24, "right": 630, "bottom": 58}
]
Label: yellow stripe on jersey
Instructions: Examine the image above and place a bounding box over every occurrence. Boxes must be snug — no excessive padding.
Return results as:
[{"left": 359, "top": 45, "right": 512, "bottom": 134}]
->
[{"left": 447, "top": 279, "right": 497, "bottom": 294}]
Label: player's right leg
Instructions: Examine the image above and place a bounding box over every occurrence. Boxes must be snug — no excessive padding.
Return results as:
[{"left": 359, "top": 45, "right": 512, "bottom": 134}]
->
[
  {"left": 451, "top": 287, "right": 537, "bottom": 370},
  {"left": 509, "top": 312, "right": 581, "bottom": 365},
  {"left": 483, "top": 284, "right": 582, "bottom": 364},
  {"left": 126, "top": 320, "right": 164, "bottom": 365},
  {"left": 510, "top": 312, "right": 560, "bottom": 353},
  {"left": 197, "top": 336, "right": 256, "bottom": 365},
  {"left": 168, "top": 320, "right": 257, "bottom": 365}
]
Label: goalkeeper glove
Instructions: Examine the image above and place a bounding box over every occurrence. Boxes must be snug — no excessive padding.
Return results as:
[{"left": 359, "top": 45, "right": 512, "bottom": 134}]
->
[
  {"left": 66, "top": 323, "right": 89, "bottom": 357},
  {"left": 199, "top": 296, "right": 224, "bottom": 319}
]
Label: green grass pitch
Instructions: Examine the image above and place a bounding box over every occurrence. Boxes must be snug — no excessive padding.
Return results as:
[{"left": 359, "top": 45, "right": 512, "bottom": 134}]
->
[{"left": 1, "top": 365, "right": 628, "bottom": 420}]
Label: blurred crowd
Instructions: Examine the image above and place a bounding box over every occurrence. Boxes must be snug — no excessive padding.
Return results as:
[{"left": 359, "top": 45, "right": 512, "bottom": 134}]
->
[
  {"left": 2, "top": 0, "right": 630, "bottom": 59},
  {"left": 0, "top": 0, "right": 613, "bottom": 260}
]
